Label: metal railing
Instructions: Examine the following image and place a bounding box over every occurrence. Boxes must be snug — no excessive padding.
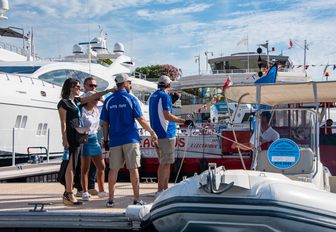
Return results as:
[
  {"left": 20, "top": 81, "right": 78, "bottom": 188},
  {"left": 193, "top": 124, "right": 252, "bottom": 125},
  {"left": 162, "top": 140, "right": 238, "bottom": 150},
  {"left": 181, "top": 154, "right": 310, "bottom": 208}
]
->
[
  {"left": 10, "top": 128, "right": 51, "bottom": 166},
  {"left": 0, "top": 128, "right": 64, "bottom": 167},
  {"left": 0, "top": 41, "right": 28, "bottom": 56}
]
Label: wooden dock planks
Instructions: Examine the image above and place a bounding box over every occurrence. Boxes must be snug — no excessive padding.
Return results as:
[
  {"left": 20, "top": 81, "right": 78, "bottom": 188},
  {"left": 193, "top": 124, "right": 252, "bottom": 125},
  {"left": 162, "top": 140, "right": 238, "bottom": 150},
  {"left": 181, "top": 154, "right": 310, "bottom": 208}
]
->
[{"left": 0, "top": 182, "right": 158, "bottom": 230}]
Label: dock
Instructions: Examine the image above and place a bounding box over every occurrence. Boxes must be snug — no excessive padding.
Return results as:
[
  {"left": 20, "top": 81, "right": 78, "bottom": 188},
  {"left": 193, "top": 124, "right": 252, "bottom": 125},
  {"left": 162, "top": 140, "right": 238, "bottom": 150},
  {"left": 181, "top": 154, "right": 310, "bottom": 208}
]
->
[
  {"left": 0, "top": 161, "right": 60, "bottom": 182},
  {"left": 0, "top": 182, "right": 160, "bottom": 231}
]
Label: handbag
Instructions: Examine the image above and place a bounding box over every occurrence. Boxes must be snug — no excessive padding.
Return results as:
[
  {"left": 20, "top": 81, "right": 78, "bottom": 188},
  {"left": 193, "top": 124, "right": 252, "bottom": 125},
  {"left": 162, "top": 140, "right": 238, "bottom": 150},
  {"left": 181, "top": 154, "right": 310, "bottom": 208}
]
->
[{"left": 74, "top": 126, "right": 90, "bottom": 144}]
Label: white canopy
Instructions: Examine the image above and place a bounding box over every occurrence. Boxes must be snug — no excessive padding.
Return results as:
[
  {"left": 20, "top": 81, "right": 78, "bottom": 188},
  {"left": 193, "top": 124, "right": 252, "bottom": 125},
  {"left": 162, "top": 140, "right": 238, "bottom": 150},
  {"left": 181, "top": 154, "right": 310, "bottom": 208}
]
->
[
  {"left": 225, "top": 81, "right": 336, "bottom": 106},
  {"left": 172, "top": 71, "right": 310, "bottom": 90}
]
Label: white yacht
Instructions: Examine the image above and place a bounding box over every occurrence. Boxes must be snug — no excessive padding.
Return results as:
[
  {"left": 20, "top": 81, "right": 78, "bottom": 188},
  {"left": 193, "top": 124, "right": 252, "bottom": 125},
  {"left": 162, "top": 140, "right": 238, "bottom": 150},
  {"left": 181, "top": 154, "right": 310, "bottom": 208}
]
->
[{"left": 0, "top": 34, "right": 156, "bottom": 162}]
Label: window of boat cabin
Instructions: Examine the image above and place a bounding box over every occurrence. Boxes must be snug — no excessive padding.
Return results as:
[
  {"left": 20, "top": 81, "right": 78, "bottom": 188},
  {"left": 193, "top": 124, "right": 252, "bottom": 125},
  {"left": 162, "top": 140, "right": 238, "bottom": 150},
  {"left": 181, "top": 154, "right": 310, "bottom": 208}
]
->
[
  {"left": 266, "top": 108, "right": 316, "bottom": 153},
  {"left": 38, "top": 69, "right": 109, "bottom": 90},
  {"left": 0, "top": 66, "right": 41, "bottom": 74}
]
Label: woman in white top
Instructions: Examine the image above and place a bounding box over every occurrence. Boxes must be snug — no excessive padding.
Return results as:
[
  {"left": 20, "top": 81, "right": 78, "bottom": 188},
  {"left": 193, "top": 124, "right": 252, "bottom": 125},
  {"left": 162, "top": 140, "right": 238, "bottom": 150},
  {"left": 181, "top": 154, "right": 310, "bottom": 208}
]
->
[{"left": 81, "top": 91, "right": 107, "bottom": 201}]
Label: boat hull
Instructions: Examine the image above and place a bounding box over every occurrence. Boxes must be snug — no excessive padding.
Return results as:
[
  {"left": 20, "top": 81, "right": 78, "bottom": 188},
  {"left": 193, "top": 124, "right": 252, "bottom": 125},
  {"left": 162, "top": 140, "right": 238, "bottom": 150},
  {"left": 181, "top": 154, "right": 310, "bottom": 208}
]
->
[
  {"left": 146, "top": 196, "right": 336, "bottom": 232},
  {"left": 136, "top": 170, "right": 336, "bottom": 232}
]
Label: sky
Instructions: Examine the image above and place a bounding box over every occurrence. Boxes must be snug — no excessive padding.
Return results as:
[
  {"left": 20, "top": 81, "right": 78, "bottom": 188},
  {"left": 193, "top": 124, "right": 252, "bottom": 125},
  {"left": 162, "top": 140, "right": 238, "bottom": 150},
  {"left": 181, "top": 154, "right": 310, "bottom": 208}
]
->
[{"left": 2, "top": 0, "right": 336, "bottom": 78}]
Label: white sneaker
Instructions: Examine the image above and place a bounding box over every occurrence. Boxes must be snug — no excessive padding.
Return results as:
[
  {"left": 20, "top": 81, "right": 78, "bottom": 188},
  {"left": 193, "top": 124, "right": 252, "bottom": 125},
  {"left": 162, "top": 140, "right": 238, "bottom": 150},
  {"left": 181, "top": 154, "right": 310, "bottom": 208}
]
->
[
  {"left": 98, "top": 191, "right": 108, "bottom": 198},
  {"left": 82, "top": 192, "right": 90, "bottom": 201}
]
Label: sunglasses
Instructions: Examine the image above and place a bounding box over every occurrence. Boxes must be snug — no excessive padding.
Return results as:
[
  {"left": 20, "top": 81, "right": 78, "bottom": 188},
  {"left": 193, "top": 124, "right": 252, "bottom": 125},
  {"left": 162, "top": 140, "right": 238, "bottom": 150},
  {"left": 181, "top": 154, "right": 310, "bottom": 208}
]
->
[
  {"left": 72, "top": 85, "right": 81, "bottom": 89},
  {"left": 87, "top": 84, "right": 97, "bottom": 88}
]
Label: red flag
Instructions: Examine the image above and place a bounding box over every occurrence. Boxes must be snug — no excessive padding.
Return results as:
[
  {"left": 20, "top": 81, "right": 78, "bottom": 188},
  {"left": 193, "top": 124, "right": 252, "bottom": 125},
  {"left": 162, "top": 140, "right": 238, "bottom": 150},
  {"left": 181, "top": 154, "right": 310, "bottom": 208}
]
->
[
  {"left": 289, "top": 39, "right": 293, "bottom": 49},
  {"left": 223, "top": 76, "right": 232, "bottom": 90}
]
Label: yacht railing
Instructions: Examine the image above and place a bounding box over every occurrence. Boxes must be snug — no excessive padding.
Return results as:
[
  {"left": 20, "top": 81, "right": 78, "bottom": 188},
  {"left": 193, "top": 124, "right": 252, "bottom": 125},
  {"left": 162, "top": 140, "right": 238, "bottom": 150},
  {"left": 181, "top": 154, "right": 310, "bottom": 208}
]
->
[
  {"left": 0, "top": 128, "right": 63, "bottom": 167},
  {"left": 212, "top": 67, "right": 291, "bottom": 74},
  {"left": 0, "top": 41, "right": 28, "bottom": 57},
  {"left": 133, "top": 71, "right": 147, "bottom": 80},
  {"left": 0, "top": 71, "right": 57, "bottom": 88}
]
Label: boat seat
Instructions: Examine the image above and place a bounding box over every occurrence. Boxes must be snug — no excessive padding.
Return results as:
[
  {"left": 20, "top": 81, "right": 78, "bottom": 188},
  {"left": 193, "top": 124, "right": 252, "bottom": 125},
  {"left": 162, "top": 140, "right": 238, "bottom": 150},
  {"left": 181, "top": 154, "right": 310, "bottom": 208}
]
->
[{"left": 256, "top": 148, "right": 315, "bottom": 175}]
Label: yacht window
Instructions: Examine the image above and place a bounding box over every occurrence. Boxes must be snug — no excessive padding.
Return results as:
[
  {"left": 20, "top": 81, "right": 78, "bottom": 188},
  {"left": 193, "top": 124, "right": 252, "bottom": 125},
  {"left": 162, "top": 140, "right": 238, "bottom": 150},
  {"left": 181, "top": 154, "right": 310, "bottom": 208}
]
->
[
  {"left": 37, "top": 123, "right": 43, "bottom": 135},
  {"left": 21, "top": 116, "right": 28, "bottom": 128},
  {"left": 42, "top": 123, "right": 48, "bottom": 135},
  {"left": 0, "top": 66, "right": 41, "bottom": 74},
  {"left": 38, "top": 69, "right": 109, "bottom": 90},
  {"left": 14, "top": 115, "right": 22, "bottom": 128}
]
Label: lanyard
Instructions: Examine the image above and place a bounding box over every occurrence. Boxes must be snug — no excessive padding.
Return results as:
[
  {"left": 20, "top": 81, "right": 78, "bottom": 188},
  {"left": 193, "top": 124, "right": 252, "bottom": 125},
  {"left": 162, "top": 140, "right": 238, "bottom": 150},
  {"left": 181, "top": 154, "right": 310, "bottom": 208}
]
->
[{"left": 70, "top": 98, "right": 83, "bottom": 127}]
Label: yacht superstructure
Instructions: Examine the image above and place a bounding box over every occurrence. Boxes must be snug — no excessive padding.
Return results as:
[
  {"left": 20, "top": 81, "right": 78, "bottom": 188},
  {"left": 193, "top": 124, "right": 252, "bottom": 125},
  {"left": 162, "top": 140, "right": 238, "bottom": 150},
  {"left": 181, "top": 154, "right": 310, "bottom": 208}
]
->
[{"left": 0, "top": 37, "right": 156, "bottom": 161}]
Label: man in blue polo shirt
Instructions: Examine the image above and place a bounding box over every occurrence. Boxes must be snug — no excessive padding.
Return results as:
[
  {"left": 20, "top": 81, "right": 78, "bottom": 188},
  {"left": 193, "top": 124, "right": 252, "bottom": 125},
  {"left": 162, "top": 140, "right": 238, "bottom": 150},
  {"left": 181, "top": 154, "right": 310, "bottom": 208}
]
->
[
  {"left": 101, "top": 73, "right": 158, "bottom": 207},
  {"left": 149, "top": 75, "right": 193, "bottom": 194}
]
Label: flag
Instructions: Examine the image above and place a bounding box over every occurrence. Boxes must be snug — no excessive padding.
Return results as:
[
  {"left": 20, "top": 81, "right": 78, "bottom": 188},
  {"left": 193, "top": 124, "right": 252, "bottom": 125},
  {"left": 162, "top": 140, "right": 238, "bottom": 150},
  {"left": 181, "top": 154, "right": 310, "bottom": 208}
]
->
[
  {"left": 237, "top": 35, "right": 248, "bottom": 47},
  {"left": 289, "top": 39, "right": 293, "bottom": 49},
  {"left": 223, "top": 76, "right": 232, "bottom": 90},
  {"left": 255, "top": 64, "right": 277, "bottom": 84}
]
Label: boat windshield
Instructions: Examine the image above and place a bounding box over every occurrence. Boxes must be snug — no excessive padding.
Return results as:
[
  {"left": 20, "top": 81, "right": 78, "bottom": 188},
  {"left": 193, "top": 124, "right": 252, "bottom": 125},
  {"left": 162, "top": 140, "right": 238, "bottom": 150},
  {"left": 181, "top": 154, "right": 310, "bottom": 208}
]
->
[
  {"left": 0, "top": 66, "right": 41, "bottom": 74},
  {"left": 256, "top": 108, "right": 317, "bottom": 153}
]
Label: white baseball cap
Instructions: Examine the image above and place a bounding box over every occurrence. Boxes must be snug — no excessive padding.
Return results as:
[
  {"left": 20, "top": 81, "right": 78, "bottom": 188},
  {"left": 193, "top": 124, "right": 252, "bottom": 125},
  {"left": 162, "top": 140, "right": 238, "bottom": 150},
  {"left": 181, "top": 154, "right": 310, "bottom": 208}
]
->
[
  {"left": 158, "top": 75, "right": 172, "bottom": 85},
  {"left": 115, "top": 73, "right": 130, "bottom": 84}
]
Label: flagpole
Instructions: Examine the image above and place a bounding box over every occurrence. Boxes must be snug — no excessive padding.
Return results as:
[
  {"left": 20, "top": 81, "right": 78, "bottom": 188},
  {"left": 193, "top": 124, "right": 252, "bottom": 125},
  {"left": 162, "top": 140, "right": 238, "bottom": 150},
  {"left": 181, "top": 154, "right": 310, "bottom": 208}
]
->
[
  {"left": 303, "top": 40, "right": 307, "bottom": 73},
  {"left": 247, "top": 35, "right": 249, "bottom": 72}
]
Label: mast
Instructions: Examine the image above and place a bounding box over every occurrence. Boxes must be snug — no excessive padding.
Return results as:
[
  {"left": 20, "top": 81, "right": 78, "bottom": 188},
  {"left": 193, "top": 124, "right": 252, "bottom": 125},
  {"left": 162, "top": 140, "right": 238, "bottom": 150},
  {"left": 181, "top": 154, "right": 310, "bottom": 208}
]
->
[{"left": 303, "top": 40, "right": 307, "bottom": 73}]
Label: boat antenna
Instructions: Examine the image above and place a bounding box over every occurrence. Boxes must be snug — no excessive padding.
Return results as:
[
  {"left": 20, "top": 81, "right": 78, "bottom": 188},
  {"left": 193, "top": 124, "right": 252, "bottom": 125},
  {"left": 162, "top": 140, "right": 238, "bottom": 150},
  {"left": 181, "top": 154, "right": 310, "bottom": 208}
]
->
[
  {"left": 87, "top": 0, "right": 91, "bottom": 73},
  {"left": 292, "top": 39, "right": 310, "bottom": 75}
]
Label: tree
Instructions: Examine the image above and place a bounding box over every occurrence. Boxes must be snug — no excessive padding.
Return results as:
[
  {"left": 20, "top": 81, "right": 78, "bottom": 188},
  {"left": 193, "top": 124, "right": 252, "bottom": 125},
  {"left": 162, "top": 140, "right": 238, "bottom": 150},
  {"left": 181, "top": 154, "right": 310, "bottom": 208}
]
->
[
  {"left": 135, "top": 64, "right": 180, "bottom": 80},
  {"left": 159, "top": 64, "right": 180, "bottom": 80}
]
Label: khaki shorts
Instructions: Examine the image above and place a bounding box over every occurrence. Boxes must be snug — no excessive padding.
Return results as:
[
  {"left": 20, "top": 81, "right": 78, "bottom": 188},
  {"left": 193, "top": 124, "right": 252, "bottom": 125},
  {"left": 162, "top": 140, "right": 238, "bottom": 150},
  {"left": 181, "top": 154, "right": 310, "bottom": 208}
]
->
[
  {"left": 109, "top": 142, "right": 141, "bottom": 169},
  {"left": 157, "top": 138, "right": 176, "bottom": 164}
]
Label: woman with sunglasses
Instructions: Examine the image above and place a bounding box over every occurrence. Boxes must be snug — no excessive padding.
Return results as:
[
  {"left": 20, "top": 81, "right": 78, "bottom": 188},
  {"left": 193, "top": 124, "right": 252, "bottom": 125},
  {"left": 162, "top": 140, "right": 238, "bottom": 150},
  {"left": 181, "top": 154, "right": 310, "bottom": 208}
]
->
[
  {"left": 80, "top": 91, "right": 108, "bottom": 201},
  {"left": 57, "top": 78, "right": 114, "bottom": 205}
]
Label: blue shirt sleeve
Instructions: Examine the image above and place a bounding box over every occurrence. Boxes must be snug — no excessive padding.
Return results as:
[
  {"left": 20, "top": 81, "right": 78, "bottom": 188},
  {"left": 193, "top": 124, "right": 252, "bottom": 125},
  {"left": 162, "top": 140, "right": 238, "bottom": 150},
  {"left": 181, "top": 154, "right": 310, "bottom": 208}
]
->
[
  {"left": 100, "top": 101, "right": 109, "bottom": 122},
  {"left": 161, "top": 93, "right": 172, "bottom": 112}
]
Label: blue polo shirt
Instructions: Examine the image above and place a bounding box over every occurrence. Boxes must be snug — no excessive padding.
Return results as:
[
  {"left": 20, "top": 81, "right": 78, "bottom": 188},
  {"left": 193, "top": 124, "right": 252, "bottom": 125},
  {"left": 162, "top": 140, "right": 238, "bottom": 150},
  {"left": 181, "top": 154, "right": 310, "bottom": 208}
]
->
[
  {"left": 148, "top": 89, "right": 176, "bottom": 139},
  {"left": 100, "top": 90, "right": 142, "bottom": 147}
]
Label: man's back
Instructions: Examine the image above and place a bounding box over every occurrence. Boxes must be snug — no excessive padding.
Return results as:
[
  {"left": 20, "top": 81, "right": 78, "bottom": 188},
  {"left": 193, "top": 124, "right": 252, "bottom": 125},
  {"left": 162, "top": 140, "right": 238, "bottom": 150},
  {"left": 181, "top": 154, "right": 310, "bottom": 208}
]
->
[
  {"left": 100, "top": 90, "right": 142, "bottom": 147},
  {"left": 149, "top": 89, "right": 176, "bottom": 139}
]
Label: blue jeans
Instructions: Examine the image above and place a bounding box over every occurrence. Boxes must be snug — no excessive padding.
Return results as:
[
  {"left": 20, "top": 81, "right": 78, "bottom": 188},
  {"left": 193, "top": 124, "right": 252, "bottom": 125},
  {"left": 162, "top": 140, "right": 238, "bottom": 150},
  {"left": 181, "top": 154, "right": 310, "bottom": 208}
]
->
[{"left": 88, "top": 162, "right": 96, "bottom": 190}]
